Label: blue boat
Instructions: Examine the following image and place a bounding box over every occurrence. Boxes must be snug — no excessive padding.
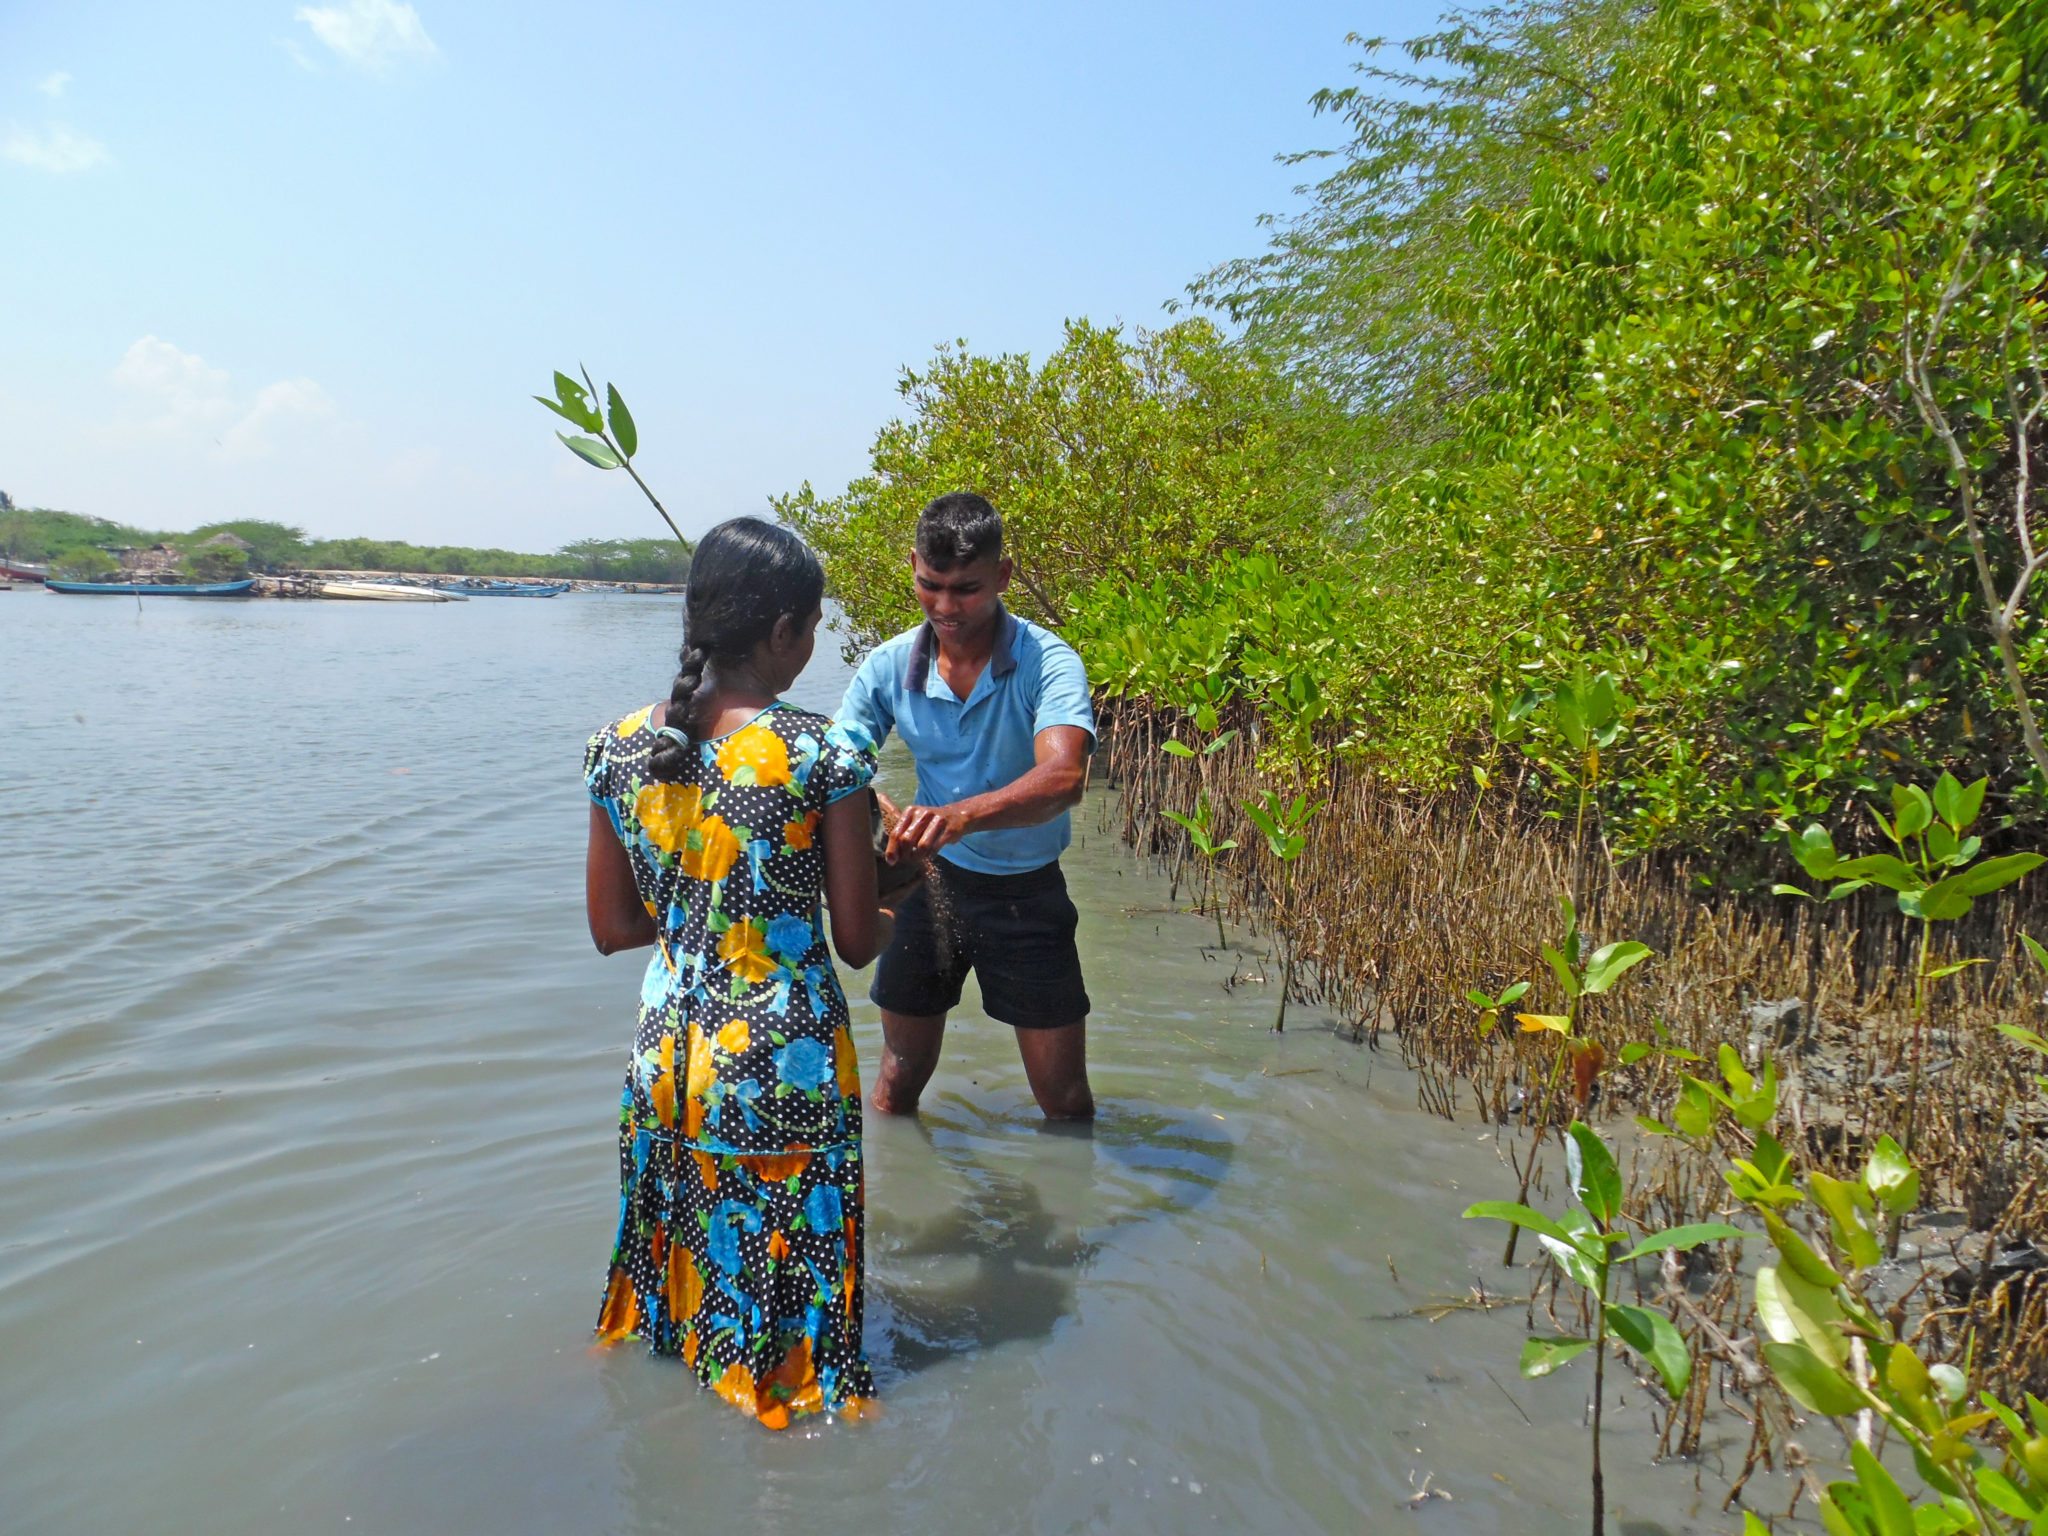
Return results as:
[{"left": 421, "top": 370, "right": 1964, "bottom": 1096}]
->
[
  {"left": 445, "top": 580, "right": 569, "bottom": 597},
  {"left": 46, "top": 578, "right": 257, "bottom": 597}
]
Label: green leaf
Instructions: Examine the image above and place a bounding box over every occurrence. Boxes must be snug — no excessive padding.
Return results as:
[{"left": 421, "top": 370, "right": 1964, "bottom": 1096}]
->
[
  {"left": 1618, "top": 1222, "right": 1743, "bottom": 1260},
  {"left": 1763, "top": 1209, "right": 1842, "bottom": 1287},
  {"left": 1849, "top": 1441, "right": 1915, "bottom": 1536},
  {"left": 1518, "top": 1335, "right": 1593, "bottom": 1378},
  {"left": 1763, "top": 1339, "right": 1867, "bottom": 1415},
  {"left": 1462, "top": 1201, "right": 1578, "bottom": 1248},
  {"left": 1974, "top": 1466, "right": 2039, "bottom": 1521},
  {"left": 1499, "top": 981, "right": 1530, "bottom": 1006},
  {"left": 1794, "top": 823, "right": 1841, "bottom": 878},
  {"left": 1866, "top": 1135, "right": 1920, "bottom": 1214},
  {"left": 558, "top": 431, "right": 622, "bottom": 470},
  {"left": 1950, "top": 852, "right": 2045, "bottom": 897},
  {"left": 1540, "top": 1210, "right": 1602, "bottom": 1292},
  {"left": 1581, "top": 940, "right": 1653, "bottom": 995},
  {"left": 1606, "top": 1303, "right": 1691, "bottom": 1397},
  {"left": 605, "top": 383, "right": 637, "bottom": 458},
  {"left": 1620, "top": 1041, "right": 1651, "bottom": 1065},
  {"left": 1891, "top": 783, "right": 1934, "bottom": 840},
  {"left": 1924, "top": 958, "right": 1989, "bottom": 982},
  {"left": 1541, "top": 942, "right": 1581, "bottom": 999},
  {"left": 1831, "top": 854, "right": 1921, "bottom": 892},
  {"left": 1755, "top": 1263, "right": 1847, "bottom": 1365},
  {"left": 1772, "top": 882, "right": 1815, "bottom": 898},
  {"left": 551, "top": 370, "right": 603, "bottom": 431},
  {"left": 1810, "top": 1172, "right": 1882, "bottom": 1271},
  {"left": 1996, "top": 1022, "right": 2048, "bottom": 1056},
  {"left": 2024, "top": 934, "right": 2048, "bottom": 976},
  {"left": 1160, "top": 739, "right": 1196, "bottom": 757},
  {"left": 1932, "top": 771, "right": 1965, "bottom": 831},
  {"left": 1565, "top": 1121, "right": 1622, "bottom": 1225},
  {"left": 1672, "top": 1078, "right": 1719, "bottom": 1138}
]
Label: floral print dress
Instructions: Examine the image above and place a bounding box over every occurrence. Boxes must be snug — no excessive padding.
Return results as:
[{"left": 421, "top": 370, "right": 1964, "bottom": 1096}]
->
[{"left": 583, "top": 700, "right": 879, "bottom": 1427}]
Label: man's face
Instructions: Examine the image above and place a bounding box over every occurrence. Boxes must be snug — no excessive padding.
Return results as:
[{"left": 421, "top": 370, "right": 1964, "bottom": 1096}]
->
[{"left": 912, "top": 552, "right": 1011, "bottom": 644}]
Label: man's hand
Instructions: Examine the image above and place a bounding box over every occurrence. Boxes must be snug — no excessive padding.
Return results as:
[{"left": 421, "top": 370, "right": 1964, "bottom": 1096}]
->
[{"left": 886, "top": 802, "right": 971, "bottom": 861}]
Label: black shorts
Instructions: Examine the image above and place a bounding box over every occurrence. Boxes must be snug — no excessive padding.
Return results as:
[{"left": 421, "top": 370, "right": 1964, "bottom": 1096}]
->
[{"left": 870, "top": 857, "right": 1091, "bottom": 1030}]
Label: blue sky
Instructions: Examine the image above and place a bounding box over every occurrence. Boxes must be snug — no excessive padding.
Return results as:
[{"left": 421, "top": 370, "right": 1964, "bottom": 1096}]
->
[{"left": 0, "top": 1, "right": 1438, "bottom": 548}]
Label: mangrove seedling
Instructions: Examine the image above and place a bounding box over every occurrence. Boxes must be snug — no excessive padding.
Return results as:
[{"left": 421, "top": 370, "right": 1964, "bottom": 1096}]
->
[
  {"left": 1161, "top": 726, "right": 1241, "bottom": 947},
  {"left": 1711, "top": 1108, "right": 2043, "bottom": 1534},
  {"left": 536, "top": 367, "right": 687, "bottom": 549},
  {"left": 1489, "top": 895, "right": 1652, "bottom": 1264},
  {"left": 1501, "top": 667, "right": 1632, "bottom": 909},
  {"left": 1242, "top": 786, "right": 1319, "bottom": 1030},
  {"left": 1778, "top": 772, "right": 2043, "bottom": 1226},
  {"left": 1465, "top": 1120, "right": 1740, "bottom": 1536},
  {"left": 1160, "top": 789, "right": 1236, "bottom": 949}
]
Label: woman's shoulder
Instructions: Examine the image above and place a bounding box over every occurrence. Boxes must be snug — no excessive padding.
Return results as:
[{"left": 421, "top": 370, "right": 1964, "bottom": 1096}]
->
[{"left": 585, "top": 703, "right": 662, "bottom": 786}]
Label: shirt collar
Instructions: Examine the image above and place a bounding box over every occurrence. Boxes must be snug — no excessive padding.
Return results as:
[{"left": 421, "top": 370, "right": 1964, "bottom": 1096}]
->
[{"left": 905, "top": 605, "right": 1018, "bottom": 693}]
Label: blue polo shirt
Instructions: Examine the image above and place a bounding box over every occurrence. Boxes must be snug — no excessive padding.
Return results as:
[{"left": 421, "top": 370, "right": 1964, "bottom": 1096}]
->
[{"left": 836, "top": 607, "right": 1095, "bottom": 876}]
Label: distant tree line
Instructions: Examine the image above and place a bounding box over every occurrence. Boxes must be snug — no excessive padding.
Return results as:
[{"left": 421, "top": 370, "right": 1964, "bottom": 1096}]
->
[{"left": 1, "top": 510, "right": 691, "bottom": 584}]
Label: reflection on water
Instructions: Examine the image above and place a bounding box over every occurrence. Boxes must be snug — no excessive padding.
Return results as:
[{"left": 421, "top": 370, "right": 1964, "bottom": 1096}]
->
[{"left": 0, "top": 595, "right": 1757, "bottom": 1535}]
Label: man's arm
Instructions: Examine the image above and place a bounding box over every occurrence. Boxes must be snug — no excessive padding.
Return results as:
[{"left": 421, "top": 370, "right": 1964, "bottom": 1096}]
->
[
  {"left": 835, "top": 649, "right": 895, "bottom": 753},
  {"left": 886, "top": 725, "right": 1090, "bottom": 859}
]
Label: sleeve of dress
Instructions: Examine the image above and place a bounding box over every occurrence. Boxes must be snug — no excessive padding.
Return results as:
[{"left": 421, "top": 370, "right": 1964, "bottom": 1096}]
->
[
  {"left": 813, "top": 719, "right": 879, "bottom": 806},
  {"left": 583, "top": 728, "right": 612, "bottom": 805}
]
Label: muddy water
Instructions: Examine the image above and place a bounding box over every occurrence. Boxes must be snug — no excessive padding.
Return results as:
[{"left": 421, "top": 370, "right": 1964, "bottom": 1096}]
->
[{"left": 1, "top": 594, "right": 1754, "bottom": 1534}]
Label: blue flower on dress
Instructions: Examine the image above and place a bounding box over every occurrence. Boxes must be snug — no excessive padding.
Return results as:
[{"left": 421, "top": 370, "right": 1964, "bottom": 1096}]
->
[
  {"left": 790, "top": 732, "right": 822, "bottom": 791},
  {"left": 707, "top": 1199, "right": 763, "bottom": 1275},
  {"left": 765, "top": 913, "right": 814, "bottom": 963},
  {"left": 776, "top": 1037, "right": 834, "bottom": 1092},
  {"left": 640, "top": 958, "right": 676, "bottom": 1010},
  {"left": 804, "top": 1181, "right": 843, "bottom": 1233},
  {"left": 746, "top": 837, "right": 775, "bottom": 892}
]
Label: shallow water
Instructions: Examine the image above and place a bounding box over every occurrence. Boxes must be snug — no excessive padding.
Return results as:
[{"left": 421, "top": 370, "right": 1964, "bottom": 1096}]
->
[{"left": 1, "top": 592, "right": 1754, "bottom": 1534}]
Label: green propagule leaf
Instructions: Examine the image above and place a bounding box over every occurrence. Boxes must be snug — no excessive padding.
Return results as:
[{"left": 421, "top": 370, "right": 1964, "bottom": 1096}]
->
[{"left": 606, "top": 383, "right": 637, "bottom": 459}]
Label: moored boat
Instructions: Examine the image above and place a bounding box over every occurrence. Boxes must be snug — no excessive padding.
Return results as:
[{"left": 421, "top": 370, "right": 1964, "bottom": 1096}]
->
[
  {"left": 46, "top": 578, "right": 257, "bottom": 597},
  {"left": 444, "top": 580, "right": 569, "bottom": 597},
  {"left": 1, "top": 559, "right": 48, "bottom": 583},
  {"left": 315, "top": 580, "right": 464, "bottom": 602}
]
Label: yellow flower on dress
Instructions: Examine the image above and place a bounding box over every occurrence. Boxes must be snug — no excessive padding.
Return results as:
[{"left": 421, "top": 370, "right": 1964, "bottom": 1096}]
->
[
  {"left": 679, "top": 816, "right": 741, "bottom": 883},
  {"left": 596, "top": 1267, "right": 639, "bottom": 1342},
  {"left": 748, "top": 1149, "right": 811, "bottom": 1183},
  {"left": 634, "top": 783, "right": 704, "bottom": 854},
  {"left": 666, "top": 1243, "right": 703, "bottom": 1322},
  {"left": 684, "top": 1021, "right": 713, "bottom": 1138},
  {"left": 617, "top": 705, "right": 654, "bottom": 737},
  {"left": 715, "top": 723, "right": 792, "bottom": 787},
  {"left": 717, "top": 919, "right": 779, "bottom": 986},
  {"left": 834, "top": 1023, "right": 860, "bottom": 1100},
  {"left": 650, "top": 1031, "right": 677, "bottom": 1129},
  {"left": 783, "top": 810, "right": 819, "bottom": 851},
  {"left": 716, "top": 1017, "right": 751, "bottom": 1056}
]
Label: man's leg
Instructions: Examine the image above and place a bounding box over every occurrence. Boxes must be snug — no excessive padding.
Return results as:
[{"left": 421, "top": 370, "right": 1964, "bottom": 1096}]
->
[
  {"left": 871, "top": 1008, "right": 948, "bottom": 1116},
  {"left": 1015, "top": 1021, "right": 1094, "bottom": 1121}
]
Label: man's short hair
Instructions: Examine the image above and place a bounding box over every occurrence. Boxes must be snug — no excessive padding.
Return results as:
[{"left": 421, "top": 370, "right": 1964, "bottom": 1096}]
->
[{"left": 915, "top": 492, "right": 1004, "bottom": 568}]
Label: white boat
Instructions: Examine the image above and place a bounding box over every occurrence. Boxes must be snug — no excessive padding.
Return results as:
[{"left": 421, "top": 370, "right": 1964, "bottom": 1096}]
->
[{"left": 315, "top": 580, "right": 465, "bottom": 603}]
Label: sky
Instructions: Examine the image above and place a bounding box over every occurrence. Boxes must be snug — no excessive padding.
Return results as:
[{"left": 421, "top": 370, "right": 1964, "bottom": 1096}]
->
[{"left": 0, "top": 1, "right": 1442, "bottom": 549}]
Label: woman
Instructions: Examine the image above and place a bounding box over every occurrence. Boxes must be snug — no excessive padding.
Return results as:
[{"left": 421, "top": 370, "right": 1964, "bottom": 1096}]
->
[{"left": 582, "top": 516, "right": 893, "bottom": 1427}]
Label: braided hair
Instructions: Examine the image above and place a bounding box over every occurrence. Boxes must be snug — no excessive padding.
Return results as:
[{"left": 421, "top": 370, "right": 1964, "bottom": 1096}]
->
[{"left": 647, "top": 516, "right": 825, "bottom": 780}]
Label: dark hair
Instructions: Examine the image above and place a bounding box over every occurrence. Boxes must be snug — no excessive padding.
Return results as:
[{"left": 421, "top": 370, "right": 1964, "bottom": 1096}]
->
[
  {"left": 914, "top": 491, "right": 1003, "bottom": 568},
  {"left": 648, "top": 516, "right": 824, "bottom": 777}
]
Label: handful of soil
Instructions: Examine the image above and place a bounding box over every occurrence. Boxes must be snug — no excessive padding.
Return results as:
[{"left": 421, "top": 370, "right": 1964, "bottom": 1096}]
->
[{"left": 872, "top": 798, "right": 929, "bottom": 902}]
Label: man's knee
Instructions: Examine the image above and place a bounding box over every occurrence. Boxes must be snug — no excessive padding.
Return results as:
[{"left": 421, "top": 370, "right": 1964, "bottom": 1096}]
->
[{"left": 1034, "top": 1078, "right": 1095, "bottom": 1121}]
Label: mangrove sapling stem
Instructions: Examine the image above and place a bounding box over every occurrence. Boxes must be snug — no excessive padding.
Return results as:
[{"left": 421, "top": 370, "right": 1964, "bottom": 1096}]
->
[
  {"left": 1892, "top": 915, "right": 1935, "bottom": 1258},
  {"left": 1502, "top": 1037, "right": 1574, "bottom": 1267},
  {"left": 1591, "top": 1316, "right": 1608, "bottom": 1536}
]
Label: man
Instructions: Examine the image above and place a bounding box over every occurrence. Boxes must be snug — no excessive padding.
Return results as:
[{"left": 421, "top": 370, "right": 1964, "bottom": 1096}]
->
[{"left": 836, "top": 492, "right": 1096, "bottom": 1120}]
